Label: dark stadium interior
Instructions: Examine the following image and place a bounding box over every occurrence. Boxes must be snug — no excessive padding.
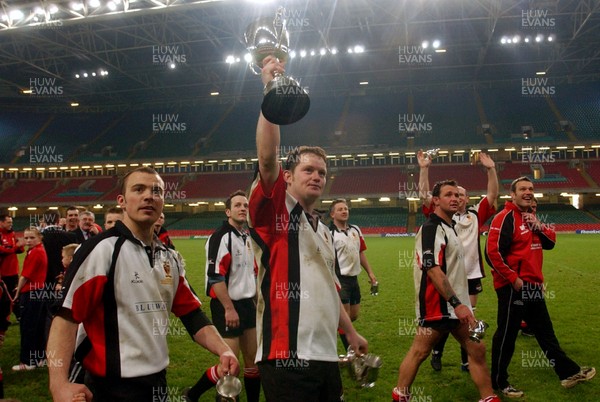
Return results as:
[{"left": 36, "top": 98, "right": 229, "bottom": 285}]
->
[{"left": 1, "top": 0, "right": 600, "bottom": 233}]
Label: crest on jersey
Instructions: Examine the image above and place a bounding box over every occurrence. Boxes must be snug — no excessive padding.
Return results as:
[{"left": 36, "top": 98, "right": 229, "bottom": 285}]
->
[{"left": 161, "top": 260, "right": 173, "bottom": 285}]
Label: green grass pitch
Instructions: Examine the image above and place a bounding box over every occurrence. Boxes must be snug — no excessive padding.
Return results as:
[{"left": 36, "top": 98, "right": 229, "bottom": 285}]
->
[{"left": 3, "top": 234, "right": 599, "bottom": 401}]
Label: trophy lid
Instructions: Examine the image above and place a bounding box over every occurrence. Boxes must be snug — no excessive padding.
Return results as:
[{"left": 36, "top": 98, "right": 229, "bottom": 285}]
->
[{"left": 244, "top": 16, "right": 290, "bottom": 65}]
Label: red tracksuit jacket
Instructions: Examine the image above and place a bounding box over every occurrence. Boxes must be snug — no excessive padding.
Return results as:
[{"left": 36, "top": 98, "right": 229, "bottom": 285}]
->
[{"left": 485, "top": 201, "right": 555, "bottom": 289}]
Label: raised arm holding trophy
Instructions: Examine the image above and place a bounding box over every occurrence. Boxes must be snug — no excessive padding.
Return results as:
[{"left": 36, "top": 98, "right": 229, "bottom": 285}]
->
[{"left": 244, "top": 6, "right": 310, "bottom": 125}]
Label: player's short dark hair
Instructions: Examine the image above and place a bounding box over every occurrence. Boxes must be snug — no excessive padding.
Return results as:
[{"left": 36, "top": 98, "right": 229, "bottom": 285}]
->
[
  {"left": 225, "top": 190, "right": 247, "bottom": 210},
  {"left": 431, "top": 180, "right": 458, "bottom": 197},
  {"left": 118, "top": 167, "right": 162, "bottom": 195},
  {"left": 329, "top": 198, "right": 348, "bottom": 214},
  {"left": 66, "top": 206, "right": 79, "bottom": 213},
  {"left": 106, "top": 206, "right": 123, "bottom": 215},
  {"left": 510, "top": 176, "right": 532, "bottom": 193},
  {"left": 284, "top": 146, "right": 327, "bottom": 173},
  {"left": 0, "top": 214, "right": 10, "bottom": 222}
]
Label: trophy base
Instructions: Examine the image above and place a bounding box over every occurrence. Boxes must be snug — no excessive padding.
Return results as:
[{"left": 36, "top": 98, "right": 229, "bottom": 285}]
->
[{"left": 262, "top": 76, "right": 310, "bottom": 125}]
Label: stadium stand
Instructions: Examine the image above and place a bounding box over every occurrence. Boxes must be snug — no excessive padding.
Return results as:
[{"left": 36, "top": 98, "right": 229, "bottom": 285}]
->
[
  {"left": 585, "top": 160, "right": 600, "bottom": 186},
  {"left": 41, "top": 177, "right": 117, "bottom": 203},
  {"left": 411, "top": 88, "right": 481, "bottom": 146},
  {"left": 180, "top": 172, "right": 255, "bottom": 200},
  {"left": 0, "top": 179, "right": 57, "bottom": 204},
  {"left": 498, "top": 161, "right": 589, "bottom": 190},
  {"left": 479, "top": 87, "right": 559, "bottom": 143},
  {"left": 553, "top": 82, "right": 600, "bottom": 140},
  {"left": 329, "top": 166, "right": 409, "bottom": 197}
]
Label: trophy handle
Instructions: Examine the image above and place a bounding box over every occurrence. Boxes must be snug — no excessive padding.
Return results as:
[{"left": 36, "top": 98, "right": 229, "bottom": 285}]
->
[{"left": 249, "top": 62, "right": 262, "bottom": 75}]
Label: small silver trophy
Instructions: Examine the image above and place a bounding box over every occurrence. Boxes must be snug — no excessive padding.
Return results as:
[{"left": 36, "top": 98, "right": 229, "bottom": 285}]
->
[
  {"left": 370, "top": 281, "right": 379, "bottom": 296},
  {"left": 424, "top": 148, "right": 440, "bottom": 160},
  {"left": 469, "top": 320, "right": 489, "bottom": 343},
  {"left": 215, "top": 374, "right": 242, "bottom": 402},
  {"left": 339, "top": 347, "right": 383, "bottom": 388},
  {"left": 244, "top": 7, "right": 310, "bottom": 125}
]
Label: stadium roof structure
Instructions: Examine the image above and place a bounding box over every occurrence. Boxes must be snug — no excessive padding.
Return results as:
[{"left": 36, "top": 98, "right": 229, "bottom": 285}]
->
[{"left": 1, "top": 0, "right": 599, "bottom": 113}]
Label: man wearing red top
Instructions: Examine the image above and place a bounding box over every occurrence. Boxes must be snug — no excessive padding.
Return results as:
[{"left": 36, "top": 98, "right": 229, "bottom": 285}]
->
[
  {"left": 46, "top": 167, "right": 238, "bottom": 402},
  {"left": 393, "top": 180, "right": 498, "bottom": 402},
  {"left": 0, "top": 215, "right": 24, "bottom": 293},
  {"left": 485, "top": 176, "right": 595, "bottom": 397},
  {"left": 418, "top": 150, "right": 498, "bottom": 372},
  {"left": 248, "top": 56, "right": 367, "bottom": 402},
  {"left": 0, "top": 214, "right": 25, "bottom": 331}
]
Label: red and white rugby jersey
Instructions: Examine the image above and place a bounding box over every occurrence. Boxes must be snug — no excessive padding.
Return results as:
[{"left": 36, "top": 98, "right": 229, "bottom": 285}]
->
[
  {"left": 205, "top": 221, "right": 257, "bottom": 300},
  {"left": 248, "top": 168, "right": 340, "bottom": 363},
  {"left": 453, "top": 197, "right": 495, "bottom": 279},
  {"left": 60, "top": 221, "right": 202, "bottom": 378},
  {"left": 423, "top": 197, "right": 495, "bottom": 279},
  {"left": 330, "top": 224, "right": 367, "bottom": 277},
  {"left": 414, "top": 213, "right": 471, "bottom": 322}
]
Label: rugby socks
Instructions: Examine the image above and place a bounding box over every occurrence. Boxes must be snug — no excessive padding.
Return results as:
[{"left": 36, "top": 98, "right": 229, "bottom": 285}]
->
[
  {"left": 187, "top": 364, "right": 219, "bottom": 401},
  {"left": 243, "top": 367, "right": 261, "bottom": 402},
  {"left": 339, "top": 328, "right": 349, "bottom": 351},
  {"left": 392, "top": 387, "right": 411, "bottom": 402}
]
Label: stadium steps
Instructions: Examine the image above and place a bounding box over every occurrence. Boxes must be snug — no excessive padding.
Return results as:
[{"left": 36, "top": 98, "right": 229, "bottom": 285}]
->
[
  {"left": 473, "top": 90, "right": 494, "bottom": 145},
  {"left": 322, "top": 171, "right": 336, "bottom": 199},
  {"left": 545, "top": 96, "right": 577, "bottom": 142},
  {"left": 578, "top": 166, "right": 598, "bottom": 188},
  {"left": 10, "top": 115, "right": 55, "bottom": 164},
  {"left": 406, "top": 211, "right": 416, "bottom": 233},
  {"left": 33, "top": 179, "right": 63, "bottom": 203},
  {"left": 585, "top": 207, "right": 600, "bottom": 220},
  {"left": 65, "top": 113, "right": 127, "bottom": 163},
  {"left": 192, "top": 103, "right": 236, "bottom": 157},
  {"left": 128, "top": 130, "right": 159, "bottom": 160}
]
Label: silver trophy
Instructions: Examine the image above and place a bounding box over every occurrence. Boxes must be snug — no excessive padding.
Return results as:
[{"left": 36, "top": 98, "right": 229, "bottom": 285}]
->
[
  {"left": 370, "top": 281, "right": 379, "bottom": 296},
  {"left": 424, "top": 148, "right": 440, "bottom": 160},
  {"left": 469, "top": 320, "right": 489, "bottom": 343},
  {"left": 215, "top": 374, "right": 242, "bottom": 402},
  {"left": 339, "top": 347, "right": 383, "bottom": 388},
  {"left": 244, "top": 7, "right": 310, "bottom": 125}
]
